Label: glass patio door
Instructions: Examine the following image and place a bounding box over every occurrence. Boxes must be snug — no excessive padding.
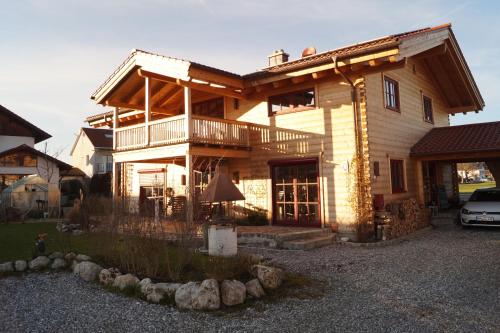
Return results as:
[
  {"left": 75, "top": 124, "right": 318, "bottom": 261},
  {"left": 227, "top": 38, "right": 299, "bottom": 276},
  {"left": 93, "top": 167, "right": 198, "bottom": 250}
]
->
[{"left": 271, "top": 159, "right": 320, "bottom": 227}]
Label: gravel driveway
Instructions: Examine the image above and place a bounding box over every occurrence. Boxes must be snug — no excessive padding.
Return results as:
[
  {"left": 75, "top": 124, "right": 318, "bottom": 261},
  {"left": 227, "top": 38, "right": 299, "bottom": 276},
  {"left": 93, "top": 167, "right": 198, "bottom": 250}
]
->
[{"left": 1, "top": 219, "right": 500, "bottom": 333}]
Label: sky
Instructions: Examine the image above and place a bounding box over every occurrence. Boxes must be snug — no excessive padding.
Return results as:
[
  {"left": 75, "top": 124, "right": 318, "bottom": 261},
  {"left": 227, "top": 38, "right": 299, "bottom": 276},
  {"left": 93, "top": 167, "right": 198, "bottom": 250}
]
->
[{"left": 1, "top": 0, "right": 499, "bottom": 162}]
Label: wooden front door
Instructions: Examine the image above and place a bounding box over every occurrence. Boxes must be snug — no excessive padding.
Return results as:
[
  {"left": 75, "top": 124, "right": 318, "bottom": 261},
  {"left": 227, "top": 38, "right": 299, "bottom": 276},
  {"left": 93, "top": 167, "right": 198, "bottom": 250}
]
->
[{"left": 271, "top": 159, "right": 321, "bottom": 227}]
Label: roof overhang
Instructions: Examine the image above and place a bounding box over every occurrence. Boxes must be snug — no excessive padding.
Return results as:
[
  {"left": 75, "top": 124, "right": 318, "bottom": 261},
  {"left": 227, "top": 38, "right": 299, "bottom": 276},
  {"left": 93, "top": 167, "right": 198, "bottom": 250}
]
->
[
  {"left": 410, "top": 122, "right": 500, "bottom": 162},
  {"left": 91, "top": 49, "right": 245, "bottom": 108},
  {"left": 0, "top": 144, "right": 72, "bottom": 170}
]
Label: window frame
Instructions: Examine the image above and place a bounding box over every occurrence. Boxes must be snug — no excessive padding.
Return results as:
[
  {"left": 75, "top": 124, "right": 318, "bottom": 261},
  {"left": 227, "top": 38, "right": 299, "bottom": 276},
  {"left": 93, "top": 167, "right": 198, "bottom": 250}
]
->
[
  {"left": 383, "top": 75, "right": 400, "bottom": 112},
  {"left": 389, "top": 159, "right": 406, "bottom": 194},
  {"left": 422, "top": 94, "right": 434, "bottom": 124},
  {"left": 267, "top": 87, "right": 317, "bottom": 116}
]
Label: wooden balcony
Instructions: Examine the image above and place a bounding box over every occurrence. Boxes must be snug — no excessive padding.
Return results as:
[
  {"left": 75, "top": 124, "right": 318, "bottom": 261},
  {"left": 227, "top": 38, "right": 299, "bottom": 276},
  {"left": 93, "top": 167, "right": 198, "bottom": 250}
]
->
[{"left": 115, "top": 115, "right": 250, "bottom": 151}]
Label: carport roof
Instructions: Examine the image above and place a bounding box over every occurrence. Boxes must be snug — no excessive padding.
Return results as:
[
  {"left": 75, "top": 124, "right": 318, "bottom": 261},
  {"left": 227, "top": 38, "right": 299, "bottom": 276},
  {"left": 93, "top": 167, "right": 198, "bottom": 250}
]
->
[{"left": 410, "top": 121, "right": 500, "bottom": 160}]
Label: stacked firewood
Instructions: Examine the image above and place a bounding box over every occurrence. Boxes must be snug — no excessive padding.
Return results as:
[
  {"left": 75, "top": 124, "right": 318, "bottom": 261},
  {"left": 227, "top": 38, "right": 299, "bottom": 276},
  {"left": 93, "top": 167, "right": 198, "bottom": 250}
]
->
[{"left": 384, "top": 198, "right": 430, "bottom": 240}]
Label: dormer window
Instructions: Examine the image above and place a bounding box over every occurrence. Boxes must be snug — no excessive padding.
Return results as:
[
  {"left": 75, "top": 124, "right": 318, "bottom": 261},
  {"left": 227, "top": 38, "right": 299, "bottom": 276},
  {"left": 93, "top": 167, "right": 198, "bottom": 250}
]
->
[{"left": 268, "top": 88, "right": 316, "bottom": 115}]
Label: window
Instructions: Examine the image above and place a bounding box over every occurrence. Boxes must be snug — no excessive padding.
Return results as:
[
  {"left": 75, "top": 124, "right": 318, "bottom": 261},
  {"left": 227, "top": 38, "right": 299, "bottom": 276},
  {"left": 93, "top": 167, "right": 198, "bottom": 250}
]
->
[
  {"left": 383, "top": 76, "right": 400, "bottom": 111},
  {"left": 193, "top": 97, "right": 224, "bottom": 118},
  {"left": 422, "top": 95, "right": 434, "bottom": 123},
  {"left": 390, "top": 159, "right": 406, "bottom": 193},
  {"left": 271, "top": 160, "right": 320, "bottom": 226},
  {"left": 0, "top": 153, "right": 37, "bottom": 167},
  {"left": 268, "top": 88, "right": 316, "bottom": 115}
]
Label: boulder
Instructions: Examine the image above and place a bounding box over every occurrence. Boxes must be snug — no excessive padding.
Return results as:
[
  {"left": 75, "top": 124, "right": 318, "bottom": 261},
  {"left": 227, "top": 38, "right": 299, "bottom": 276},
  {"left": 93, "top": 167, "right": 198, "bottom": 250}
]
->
[
  {"left": 70, "top": 260, "right": 78, "bottom": 271},
  {"left": 252, "top": 265, "right": 283, "bottom": 290},
  {"left": 72, "top": 230, "right": 84, "bottom": 236},
  {"left": 100, "top": 268, "right": 122, "bottom": 286},
  {"left": 221, "top": 280, "right": 246, "bottom": 306},
  {"left": 73, "top": 261, "right": 103, "bottom": 282},
  {"left": 175, "top": 279, "right": 220, "bottom": 310},
  {"left": 245, "top": 279, "right": 266, "bottom": 298},
  {"left": 139, "top": 278, "right": 153, "bottom": 294},
  {"left": 75, "top": 254, "right": 91, "bottom": 262},
  {"left": 64, "top": 252, "right": 77, "bottom": 261},
  {"left": 113, "top": 273, "right": 139, "bottom": 290},
  {"left": 29, "top": 256, "right": 51, "bottom": 271},
  {"left": 48, "top": 252, "right": 64, "bottom": 260},
  {"left": 175, "top": 282, "right": 198, "bottom": 310},
  {"left": 51, "top": 258, "right": 67, "bottom": 269},
  {"left": 14, "top": 260, "right": 28, "bottom": 272},
  {"left": 0, "top": 262, "right": 14, "bottom": 273},
  {"left": 147, "top": 282, "right": 182, "bottom": 303}
]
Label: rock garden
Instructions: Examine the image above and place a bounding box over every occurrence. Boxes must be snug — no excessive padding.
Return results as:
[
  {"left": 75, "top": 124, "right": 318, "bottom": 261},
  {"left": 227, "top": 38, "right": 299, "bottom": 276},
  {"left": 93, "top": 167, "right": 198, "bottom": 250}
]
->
[{"left": 0, "top": 250, "right": 283, "bottom": 311}]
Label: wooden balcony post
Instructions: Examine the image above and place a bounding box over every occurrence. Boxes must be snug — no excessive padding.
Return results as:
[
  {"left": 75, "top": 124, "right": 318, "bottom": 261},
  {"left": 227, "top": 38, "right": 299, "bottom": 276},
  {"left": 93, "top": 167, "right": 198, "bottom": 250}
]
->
[
  {"left": 145, "top": 76, "right": 152, "bottom": 145},
  {"left": 112, "top": 107, "right": 118, "bottom": 150},
  {"left": 184, "top": 86, "right": 192, "bottom": 141},
  {"left": 185, "top": 152, "right": 193, "bottom": 225}
]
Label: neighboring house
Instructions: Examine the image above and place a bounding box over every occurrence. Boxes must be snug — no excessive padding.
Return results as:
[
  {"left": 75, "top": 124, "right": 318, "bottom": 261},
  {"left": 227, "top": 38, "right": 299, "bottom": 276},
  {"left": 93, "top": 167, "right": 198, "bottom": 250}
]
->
[
  {"left": 70, "top": 127, "right": 113, "bottom": 177},
  {"left": 0, "top": 105, "right": 72, "bottom": 215},
  {"left": 85, "top": 23, "right": 486, "bottom": 233}
]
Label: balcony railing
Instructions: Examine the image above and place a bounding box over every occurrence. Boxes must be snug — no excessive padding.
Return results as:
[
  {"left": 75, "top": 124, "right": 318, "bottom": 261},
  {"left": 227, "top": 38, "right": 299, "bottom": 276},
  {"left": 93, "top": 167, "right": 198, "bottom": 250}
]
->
[{"left": 115, "top": 115, "right": 250, "bottom": 151}]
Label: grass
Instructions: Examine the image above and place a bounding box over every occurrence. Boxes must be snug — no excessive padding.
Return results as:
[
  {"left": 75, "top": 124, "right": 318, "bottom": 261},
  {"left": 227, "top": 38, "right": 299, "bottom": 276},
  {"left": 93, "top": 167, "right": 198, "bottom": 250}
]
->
[
  {"left": 459, "top": 181, "right": 496, "bottom": 193},
  {"left": 0, "top": 222, "right": 109, "bottom": 262},
  {"left": 0, "top": 221, "right": 255, "bottom": 283}
]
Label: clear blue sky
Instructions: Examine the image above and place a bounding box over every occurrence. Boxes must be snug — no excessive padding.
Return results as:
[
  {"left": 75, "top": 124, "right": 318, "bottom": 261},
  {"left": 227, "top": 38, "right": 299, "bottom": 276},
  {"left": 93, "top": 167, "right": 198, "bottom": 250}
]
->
[{"left": 1, "top": 0, "right": 499, "bottom": 162}]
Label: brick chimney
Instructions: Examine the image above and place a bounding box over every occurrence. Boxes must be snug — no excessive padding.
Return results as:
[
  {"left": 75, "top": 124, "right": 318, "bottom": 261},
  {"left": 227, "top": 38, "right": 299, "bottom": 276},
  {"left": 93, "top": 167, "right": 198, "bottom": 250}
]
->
[{"left": 268, "top": 49, "right": 289, "bottom": 67}]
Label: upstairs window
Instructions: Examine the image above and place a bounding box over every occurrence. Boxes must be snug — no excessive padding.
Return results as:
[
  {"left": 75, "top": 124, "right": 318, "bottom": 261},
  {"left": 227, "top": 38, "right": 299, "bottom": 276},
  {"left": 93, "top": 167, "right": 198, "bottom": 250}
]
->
[
  {"left": 193, "top": 97, "right": 224, "bottom": 118},
  {"left": 268, "top": 88, "right": 316, "bottom": 115},
  {"left": 383, "top": 76, "right": 400, "bottom": 112},
  {"left": 422, "top": 95, "right": 434, "bottom": 123},
  {"left": 0, "top": 153, "right": 37, "bottom": 167},
  {"left": 390, "top": 159, "right": 406, "bottom": 193}
]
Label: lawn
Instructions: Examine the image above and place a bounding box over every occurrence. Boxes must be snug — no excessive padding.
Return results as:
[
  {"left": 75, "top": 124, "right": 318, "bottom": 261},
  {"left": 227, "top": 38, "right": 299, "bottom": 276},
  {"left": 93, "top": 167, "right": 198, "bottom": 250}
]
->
[
  {"left": 458, "top": 181, "right": 496, "bottom": 193},
  {"left": 0, "top": 222, "right": 109, "bottom": 263},
  {"left": 0, "top": 221, "right": 255, "bottom": 283}
]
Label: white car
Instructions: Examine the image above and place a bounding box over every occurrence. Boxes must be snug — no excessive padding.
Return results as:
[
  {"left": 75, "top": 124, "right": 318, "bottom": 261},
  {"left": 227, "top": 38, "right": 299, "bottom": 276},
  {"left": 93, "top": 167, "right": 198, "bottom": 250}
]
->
[{"left": 461, "top": 188, "right": 500, "bottom": 227}]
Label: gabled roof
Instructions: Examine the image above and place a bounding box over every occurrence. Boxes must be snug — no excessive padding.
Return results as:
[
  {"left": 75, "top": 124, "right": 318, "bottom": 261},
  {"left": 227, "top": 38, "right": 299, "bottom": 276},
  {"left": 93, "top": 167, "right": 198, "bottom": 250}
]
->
[
  {"left": 0, "top": 105, "right": 51, "bottom": 143},
  {"left": 69, "top": 127, "right": 113, "bottom": 156},
  {"left": 411, "top": 122, "right": 500, "bottom": 157},
  {"left": 82, "top": 128, "right": 113, "bottom": 149},
  {"left": 244, "top": 24, "right": 450, "bottom": 78},
  {"left": 89, "top": 23, "right": 484, "bottom": 117},
  {"left": 0, "top": 144, "right": 72, "bottom": 170}
]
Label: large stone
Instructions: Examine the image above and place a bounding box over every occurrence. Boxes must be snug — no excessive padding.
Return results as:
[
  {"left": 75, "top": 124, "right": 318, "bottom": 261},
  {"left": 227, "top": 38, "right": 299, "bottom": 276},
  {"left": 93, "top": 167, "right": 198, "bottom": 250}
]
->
[
  {"left": 146, "top": 282, "right": 182, "bottom": 303},
  {"left": 139, "top": 278, "right": 153, "bottom": 294},
  {"left": 221, "top": 280, "right": 246, "bottom": 306},
  {"left": 245, "top": 279, "right": 266, "bottom": 298},
  {"left": 51, "top": 258, "right": 67, "bottom": 269},
  {"left": 48, "top": 252, "right": 64, "bottom": 260},
  {"left": 29, "top": 256, "right": 51, "bottom": 270},
  {"left": 64, "top": 252, "right": 77, "bottom": 261},
  {"left": 175, "top": 279, "right": 220, "bottom": 310},
  {"left": 73, "top": 261, "right": 103, "bottom": 282},
  {"left": 0, "top": 262, "right": 14, "bottom": 272},
  {"left": 252, "top": 265, "right": 283, "bottom": 290},
  {"left": 113, "top": 273, "right": 139, "bottom": 290},
  {"left": 14, "top": 260, "right": 28, "bottom": 272},
  {"left": 100, "top": 268, "right": 122, "bottom": 286},
  {"left": 75, "top": 254, "right": 91, "bottom": 262},
  {"left": 175, "top": 282, "right": 198, "bottom": 310}
]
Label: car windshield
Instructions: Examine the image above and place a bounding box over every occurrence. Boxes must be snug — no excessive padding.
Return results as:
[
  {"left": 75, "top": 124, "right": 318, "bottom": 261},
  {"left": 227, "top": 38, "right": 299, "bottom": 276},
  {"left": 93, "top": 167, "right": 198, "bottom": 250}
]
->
[{"left": 469, "top": 190, "right": 500, "bottom": 202}]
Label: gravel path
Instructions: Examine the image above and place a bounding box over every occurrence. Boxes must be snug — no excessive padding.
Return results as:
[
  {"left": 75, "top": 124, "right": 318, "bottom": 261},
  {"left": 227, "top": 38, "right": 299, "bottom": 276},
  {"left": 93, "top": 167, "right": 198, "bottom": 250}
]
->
[{"left": 1, "top": 219, "right": 500, "bottom": 333}]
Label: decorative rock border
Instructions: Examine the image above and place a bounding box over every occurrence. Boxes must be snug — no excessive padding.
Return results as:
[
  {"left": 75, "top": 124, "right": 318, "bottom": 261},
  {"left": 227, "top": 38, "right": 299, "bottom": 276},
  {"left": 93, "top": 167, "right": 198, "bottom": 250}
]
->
[{"left": 0, "top": 252, "right": 285, "bottom": 311}]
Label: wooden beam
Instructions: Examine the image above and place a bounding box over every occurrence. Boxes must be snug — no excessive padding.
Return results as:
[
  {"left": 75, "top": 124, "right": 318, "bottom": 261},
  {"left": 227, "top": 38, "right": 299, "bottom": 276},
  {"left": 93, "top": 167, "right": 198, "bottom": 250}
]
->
[
  {"left": 311, "top": 71, "right": 330, "bottom": 79},
  {"left": 413, "top": 43, "right": 447, "bottom": 60},
  {"left": 291, "top": 76, "right": 308, "bottom": 84},
  {"left": 156, "top": 85, "right": 183, "bottom": 107},
  {"left": 105, "top": 100, "right": 176, "bottom": 115},
  {"left": 245, "top": 48, "right": 399, "bottom": 87},
  {"left": 189, "top": 65, "right": 244, "bottom": 89}
]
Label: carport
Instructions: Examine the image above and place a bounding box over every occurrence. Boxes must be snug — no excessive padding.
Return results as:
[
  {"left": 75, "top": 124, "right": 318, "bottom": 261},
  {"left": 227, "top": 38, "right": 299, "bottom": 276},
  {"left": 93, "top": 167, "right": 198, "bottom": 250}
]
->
[{"left": 411, "top": 121, "right": 500, "bottom": 207}]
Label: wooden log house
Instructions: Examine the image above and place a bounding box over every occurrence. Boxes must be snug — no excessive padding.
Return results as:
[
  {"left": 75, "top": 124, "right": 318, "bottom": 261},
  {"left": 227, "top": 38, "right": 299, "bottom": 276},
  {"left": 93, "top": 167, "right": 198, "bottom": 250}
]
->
[{"left": 86, "top": 23, "right": 484, "bottom": 234}]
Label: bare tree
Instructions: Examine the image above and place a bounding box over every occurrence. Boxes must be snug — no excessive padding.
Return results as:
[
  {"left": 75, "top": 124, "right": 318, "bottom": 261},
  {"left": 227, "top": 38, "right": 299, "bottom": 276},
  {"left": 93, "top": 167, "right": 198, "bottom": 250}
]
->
[{"left": 36, "top": 142, "right": 65, "bottom": 217}]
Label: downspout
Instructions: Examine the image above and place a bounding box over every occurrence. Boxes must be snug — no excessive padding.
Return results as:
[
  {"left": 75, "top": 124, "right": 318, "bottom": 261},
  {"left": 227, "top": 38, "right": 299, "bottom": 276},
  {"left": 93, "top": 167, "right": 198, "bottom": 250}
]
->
[
  {"left": 332, "top": 56, "right": 365, "bottom": 228},
  {"left": 332, "top": 56, "right": 362, "bottom": 157}
]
